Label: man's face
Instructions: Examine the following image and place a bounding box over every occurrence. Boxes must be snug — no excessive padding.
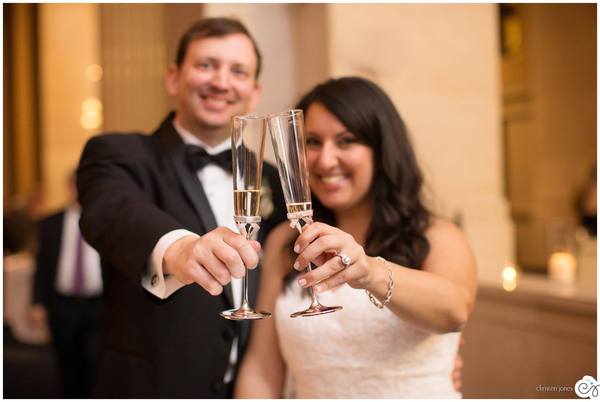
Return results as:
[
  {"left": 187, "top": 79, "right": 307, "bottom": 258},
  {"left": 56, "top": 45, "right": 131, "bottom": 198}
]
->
[{"left": 166, "top": 33, "right": 261, "bottom": 135}]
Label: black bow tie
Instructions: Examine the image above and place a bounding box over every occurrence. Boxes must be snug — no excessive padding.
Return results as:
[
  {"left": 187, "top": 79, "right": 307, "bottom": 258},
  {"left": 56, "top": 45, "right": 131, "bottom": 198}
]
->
[{"left": 185, "top": 145, "right": 232, "bottom": 173}]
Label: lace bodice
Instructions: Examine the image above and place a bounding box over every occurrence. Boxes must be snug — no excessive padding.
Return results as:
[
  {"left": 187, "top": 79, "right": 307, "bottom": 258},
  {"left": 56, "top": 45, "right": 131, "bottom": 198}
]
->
[{"left": 275, "top": 283, "right": 462, "bottom": 398}]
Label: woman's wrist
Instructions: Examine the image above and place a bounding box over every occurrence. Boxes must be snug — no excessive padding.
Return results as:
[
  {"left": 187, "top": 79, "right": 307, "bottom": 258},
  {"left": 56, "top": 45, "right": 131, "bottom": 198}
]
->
[{"left": 361, "top": 256, "right": 389, "bottom": 294}]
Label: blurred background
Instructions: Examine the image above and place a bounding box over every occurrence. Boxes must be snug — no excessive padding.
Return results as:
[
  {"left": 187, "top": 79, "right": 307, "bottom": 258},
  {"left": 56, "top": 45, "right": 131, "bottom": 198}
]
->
[{"left": 3, "top": 3, "right": 596, "bottom": 398}]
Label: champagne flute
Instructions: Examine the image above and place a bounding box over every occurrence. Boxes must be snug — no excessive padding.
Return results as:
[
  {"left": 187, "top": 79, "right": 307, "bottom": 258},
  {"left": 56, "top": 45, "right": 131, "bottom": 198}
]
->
[
  {"left": 220, "top": 115, "right": 271, "bottom": 320},
  {"left": 267, "top": 109, "right": 343, "bottom": 318}
]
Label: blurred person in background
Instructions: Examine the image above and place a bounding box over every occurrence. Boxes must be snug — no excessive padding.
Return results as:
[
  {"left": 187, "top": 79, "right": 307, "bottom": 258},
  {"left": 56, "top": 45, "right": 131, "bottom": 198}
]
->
[
  {"left": 236, "top": 77, "right": 477, "bottom": 398},
  {"left": 4, "top": 187, "right": 43, "bottom": 255},
  {"left": 577, "top": 164, "right": 596, "bottom": 237},
  {"left": 76, "top": 17, "right": 285, "bottom": 397},
  {"left": 29, "top": 171, "right": 103, "bottom": 398}
]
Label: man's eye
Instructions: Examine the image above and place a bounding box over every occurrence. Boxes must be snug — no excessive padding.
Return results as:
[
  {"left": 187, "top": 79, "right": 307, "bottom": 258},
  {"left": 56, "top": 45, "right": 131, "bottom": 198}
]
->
[
  {"left": 232, "top": 68, "right": 249, "bottom": 78},
  {"left": 196, "top": 61, "right": 213, "bottom": 70}
]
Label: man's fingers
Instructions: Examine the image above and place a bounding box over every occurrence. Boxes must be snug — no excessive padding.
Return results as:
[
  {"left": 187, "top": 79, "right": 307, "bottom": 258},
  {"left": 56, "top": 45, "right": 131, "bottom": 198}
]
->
[
  {"left": 197, "top": 252, "right": 234, "bottom": 285},
  {"left": 177, "top": 227, "right": 262, "bottom": 296},
  {"left": 250, "top": 240, "right": 261, "bottom": 254},
  {"left": 187, "top": 262, "right": 224, "bottom": 296},
  {"left": 223, "top": 234, "right": 260, "bottom": 271}
]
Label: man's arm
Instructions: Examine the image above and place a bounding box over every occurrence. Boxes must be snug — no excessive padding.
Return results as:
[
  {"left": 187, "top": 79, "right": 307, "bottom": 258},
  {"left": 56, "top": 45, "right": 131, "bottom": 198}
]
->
[
  {"left": 77, "top": 134, "right": 184, "bottom": 286},
  {"left": 78, "top": 134, "right": 262, "bottom": 296}
]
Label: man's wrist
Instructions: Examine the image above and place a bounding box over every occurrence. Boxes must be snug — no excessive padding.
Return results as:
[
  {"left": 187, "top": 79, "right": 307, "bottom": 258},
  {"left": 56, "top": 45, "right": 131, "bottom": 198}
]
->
[
  {"left": 143, "top": 229, "right": 198, "bottom": 299},
  {"left": 163, "top": 234, "right": 198, "bottom": 276}
]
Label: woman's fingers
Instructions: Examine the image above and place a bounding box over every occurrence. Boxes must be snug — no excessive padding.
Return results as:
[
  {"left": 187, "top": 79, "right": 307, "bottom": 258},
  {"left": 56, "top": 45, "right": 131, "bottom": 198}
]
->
[
  {"left": 304, "top": 261, "right": 364, "bottom": 294},
  {"left": 293, "top": 234, "right": 341, "bottom": 271},
  {"left": 293, "top": 222, "right": 338, "bottom": 254},
  {"left": 297, "top": 253, "right": 350, "bottom": 288}
]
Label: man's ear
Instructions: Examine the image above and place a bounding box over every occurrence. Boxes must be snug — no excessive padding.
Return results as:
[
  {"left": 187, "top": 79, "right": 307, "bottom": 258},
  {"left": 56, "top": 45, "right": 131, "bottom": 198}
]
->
[
  {"left": 165, "top": 64, "right": 179, "bottom": 96},
  {"left": 247, "top": 82, "right": 262, "bottom": 113}
]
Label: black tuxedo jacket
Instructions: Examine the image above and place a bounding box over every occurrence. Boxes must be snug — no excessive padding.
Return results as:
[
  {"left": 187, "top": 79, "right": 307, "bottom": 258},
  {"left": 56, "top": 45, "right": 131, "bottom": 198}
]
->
[
  {"left": 33, "top": 211, "right": 65, "bottom": 309},
  {"left": 77, "top": 113, "right": 286, "bottom": 398}
]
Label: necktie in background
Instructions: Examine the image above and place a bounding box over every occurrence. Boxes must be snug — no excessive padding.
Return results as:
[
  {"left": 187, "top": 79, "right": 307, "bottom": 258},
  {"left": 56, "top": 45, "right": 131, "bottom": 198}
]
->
[
  {"left": 186, "top": 145, "right": 232, "bottom": 173},
  {"left": 72, "top": 232, "right": 85, "bottom": 296}
]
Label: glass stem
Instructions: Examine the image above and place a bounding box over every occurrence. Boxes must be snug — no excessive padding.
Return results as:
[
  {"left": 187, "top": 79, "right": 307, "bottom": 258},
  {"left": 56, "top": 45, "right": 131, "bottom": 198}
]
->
[
  {"left": 297, "top": 223, "right": 321, "bottom": 308},
  {"left": 307, "top": 262, "right": 320, "bottom": 308},
  {"left": 241, "top": 230, "right": 251, "bottom": 311}
]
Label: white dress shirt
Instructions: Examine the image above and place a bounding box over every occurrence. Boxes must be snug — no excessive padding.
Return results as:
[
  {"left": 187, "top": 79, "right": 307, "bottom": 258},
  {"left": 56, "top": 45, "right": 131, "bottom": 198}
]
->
[
  {"left": 55, "top": 205, "right": 103, "bottom": 296},
  {"left": 141, "top": 120, "right": 241, "bottom": 383}
]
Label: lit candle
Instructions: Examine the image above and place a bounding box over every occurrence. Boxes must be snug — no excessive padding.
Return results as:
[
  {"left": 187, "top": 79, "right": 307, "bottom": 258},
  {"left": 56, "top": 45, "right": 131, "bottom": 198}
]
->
[{"left": 548, "top": 252, "right": 577, "bottom": 284}]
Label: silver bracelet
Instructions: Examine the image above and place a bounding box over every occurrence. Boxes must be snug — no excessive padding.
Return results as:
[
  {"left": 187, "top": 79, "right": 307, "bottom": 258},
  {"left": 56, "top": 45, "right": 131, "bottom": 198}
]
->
[{"left": 365, "top": 256, "right": 395, "bottom": 309}]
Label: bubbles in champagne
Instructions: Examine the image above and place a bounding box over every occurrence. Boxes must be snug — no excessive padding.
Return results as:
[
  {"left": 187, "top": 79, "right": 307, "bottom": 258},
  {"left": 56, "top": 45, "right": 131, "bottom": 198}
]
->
[
  {"left": 286, "top": 202, "right": 312, "bottom": 214},
  {"left": 234, "top": 190, "right": 261, "bottom": 217}
]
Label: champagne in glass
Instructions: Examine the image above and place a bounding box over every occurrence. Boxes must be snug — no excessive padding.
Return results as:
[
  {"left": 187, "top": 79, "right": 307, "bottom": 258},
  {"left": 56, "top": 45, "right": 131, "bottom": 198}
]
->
[
  {"left": 268, "top": 109, "right": 342, "bottom": 318},
  {"left": 234, "top": 189, "right": 261, "bottom": 217},
  {"left": 220, "top": 115, "right": 271, "bottom": 320}
]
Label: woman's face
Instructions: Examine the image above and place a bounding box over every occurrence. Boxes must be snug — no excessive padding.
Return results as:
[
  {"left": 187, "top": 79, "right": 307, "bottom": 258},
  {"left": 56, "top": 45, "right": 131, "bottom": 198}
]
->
[{"left": 305, "top": 102, "right": 374, "bottom": 212}]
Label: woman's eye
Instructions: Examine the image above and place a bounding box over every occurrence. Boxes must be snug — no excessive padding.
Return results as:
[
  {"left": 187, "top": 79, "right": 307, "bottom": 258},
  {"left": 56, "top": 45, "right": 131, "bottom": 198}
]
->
[
  {"left": 305, "top": 138, "right": 321, "bottom": 147},
  {"left": 338, "top": 137, "right": 358, "bottom": 146}
]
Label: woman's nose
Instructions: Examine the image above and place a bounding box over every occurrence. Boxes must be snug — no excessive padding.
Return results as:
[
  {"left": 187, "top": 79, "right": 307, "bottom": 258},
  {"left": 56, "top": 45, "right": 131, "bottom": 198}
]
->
[{"left": 316, "top": 142, "right": 339, "bottom": 170}]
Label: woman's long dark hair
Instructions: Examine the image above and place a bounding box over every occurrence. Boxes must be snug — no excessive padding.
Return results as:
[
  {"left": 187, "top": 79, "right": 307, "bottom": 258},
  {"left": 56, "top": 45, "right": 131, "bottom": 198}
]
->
[{"left": 294, "top": 77, "right": 431, "bottom": 270}]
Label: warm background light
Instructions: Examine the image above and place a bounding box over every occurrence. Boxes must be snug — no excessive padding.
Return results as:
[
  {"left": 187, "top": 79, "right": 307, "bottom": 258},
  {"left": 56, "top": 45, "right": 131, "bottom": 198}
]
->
[
  {"left": 85, "top": 63, "right": 103, "bottom": 82},
  {"left": 502, "top": 266, "right": 517, "bottom": 281},
  {"left": 548, "top": 252, "right": 577, "bottom": 284},
  {"left": 80, "top": 97, "right": 103, "bottom": 130},
  {"left": 501, "top": 264, "right": 519, "bottom": 292}
]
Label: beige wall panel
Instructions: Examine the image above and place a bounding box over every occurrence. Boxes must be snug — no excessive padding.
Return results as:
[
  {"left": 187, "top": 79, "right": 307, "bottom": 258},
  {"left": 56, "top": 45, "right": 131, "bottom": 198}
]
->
[
  {"left": 327, "top": 4, "right": 514, "bottom": 281},
  {"left": 39, "top": 4, "right": 101, "bottom": 213},
  {"left": 163, "top": 4, "right": 205, "bottom": 73},
  {"left": 100, "top": 4, "right": 169, "bottom": 134},
  {"left": 292, "top": 4, "right": 329, "bottom": 97}
]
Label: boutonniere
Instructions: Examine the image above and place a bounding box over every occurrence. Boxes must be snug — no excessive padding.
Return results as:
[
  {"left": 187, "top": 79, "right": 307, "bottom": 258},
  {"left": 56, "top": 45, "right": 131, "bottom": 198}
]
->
[{"left": 260, "top": 175, "right": 274, "bottom": 220}]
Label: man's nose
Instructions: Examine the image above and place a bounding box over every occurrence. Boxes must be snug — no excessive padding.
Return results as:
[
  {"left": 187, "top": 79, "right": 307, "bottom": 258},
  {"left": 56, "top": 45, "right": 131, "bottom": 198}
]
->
[{"left": 210, "top": 67, "right": 230, "bottom": 90}]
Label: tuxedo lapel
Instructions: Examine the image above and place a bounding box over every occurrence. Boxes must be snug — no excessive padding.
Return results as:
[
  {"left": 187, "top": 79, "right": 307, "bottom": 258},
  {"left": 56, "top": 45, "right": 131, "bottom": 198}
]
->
[{"left": 156, "top": 114, "right": 234, "bottom": 308}]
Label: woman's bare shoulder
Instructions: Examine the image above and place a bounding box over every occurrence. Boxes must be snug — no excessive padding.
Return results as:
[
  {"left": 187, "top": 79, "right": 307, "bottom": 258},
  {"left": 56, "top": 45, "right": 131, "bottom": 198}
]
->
[
  {"left": 426, "top": 217, "right": 467, "bottom": 242},
  {"left": 423, "top": 216, "right": 476, "bottom": 274}
]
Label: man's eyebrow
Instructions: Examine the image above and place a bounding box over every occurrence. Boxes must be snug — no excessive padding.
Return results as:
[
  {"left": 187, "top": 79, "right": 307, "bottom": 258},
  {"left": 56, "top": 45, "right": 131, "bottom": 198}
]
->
[
  {"left": 194, "top": 56, "right": 216, "bottom": 62},
  {"left": 230, "top": 61, "right": 251, "bottom": 70}
]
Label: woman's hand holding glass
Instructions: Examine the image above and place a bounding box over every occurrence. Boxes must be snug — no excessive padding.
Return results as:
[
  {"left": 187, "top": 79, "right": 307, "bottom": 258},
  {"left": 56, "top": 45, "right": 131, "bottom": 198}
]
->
[{"left": 291, "top": 222, "right": 373, "bottom": 294}]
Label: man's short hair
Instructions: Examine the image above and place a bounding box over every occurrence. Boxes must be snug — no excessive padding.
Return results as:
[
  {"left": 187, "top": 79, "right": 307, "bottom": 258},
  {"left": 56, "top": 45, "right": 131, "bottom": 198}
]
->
[{"left": 175, "top": 17, "right": 262, "bottom": 79}]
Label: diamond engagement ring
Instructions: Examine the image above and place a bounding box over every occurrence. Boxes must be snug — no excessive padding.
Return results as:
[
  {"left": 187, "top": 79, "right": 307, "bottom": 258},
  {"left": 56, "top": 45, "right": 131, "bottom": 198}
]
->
[{"left": 335, "top": 251, "right": 352, "bottom": 269}]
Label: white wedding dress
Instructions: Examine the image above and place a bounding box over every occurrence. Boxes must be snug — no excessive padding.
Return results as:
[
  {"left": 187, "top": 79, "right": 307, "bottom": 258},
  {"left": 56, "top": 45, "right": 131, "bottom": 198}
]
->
[{"left": 275, "top": 283, "right": 462, "bottom": 398}]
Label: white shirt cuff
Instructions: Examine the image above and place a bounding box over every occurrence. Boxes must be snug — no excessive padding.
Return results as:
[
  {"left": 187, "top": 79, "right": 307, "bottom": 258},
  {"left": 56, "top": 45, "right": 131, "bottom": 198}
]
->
[{"left": 142, "top": 229, "right": 199, "bottom": 299}]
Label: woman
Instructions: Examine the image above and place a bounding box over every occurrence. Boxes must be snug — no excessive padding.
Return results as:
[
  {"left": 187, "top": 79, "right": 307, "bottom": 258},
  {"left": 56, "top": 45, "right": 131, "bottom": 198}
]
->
[{"left": 235, "top": 77, "right": 477, "bottom": 398}]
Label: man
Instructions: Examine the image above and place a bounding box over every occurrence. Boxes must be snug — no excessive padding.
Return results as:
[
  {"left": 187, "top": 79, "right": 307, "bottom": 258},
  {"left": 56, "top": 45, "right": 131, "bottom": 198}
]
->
[
  {"left": 30, "top": 173, "right": 104, "bottom": 397},
  {"left": 77, "top": 18, "right": 286, "bottom": 397}
]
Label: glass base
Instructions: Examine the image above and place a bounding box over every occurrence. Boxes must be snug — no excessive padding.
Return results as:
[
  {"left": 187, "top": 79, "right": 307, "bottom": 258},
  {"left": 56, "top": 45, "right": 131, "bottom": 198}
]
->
[
  {"left": 220, "top": 307, "right": 271, "bottom": 321},
  {"left": 290, "top": 304, "right": 343, "bottom": 318}
]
